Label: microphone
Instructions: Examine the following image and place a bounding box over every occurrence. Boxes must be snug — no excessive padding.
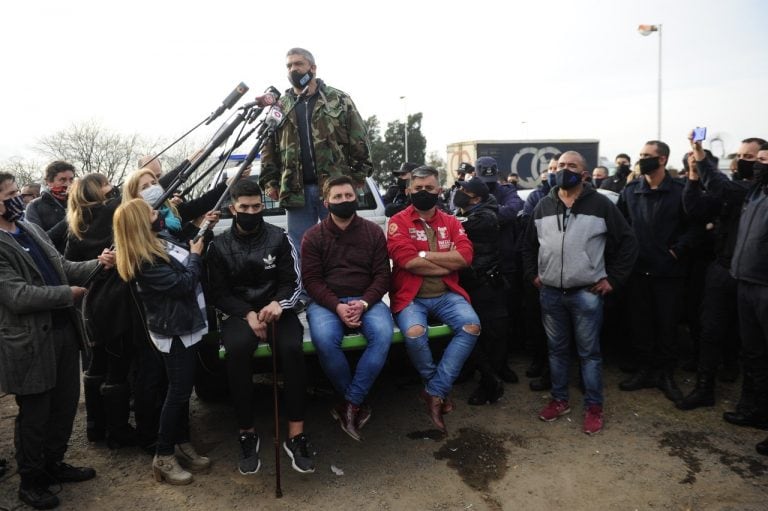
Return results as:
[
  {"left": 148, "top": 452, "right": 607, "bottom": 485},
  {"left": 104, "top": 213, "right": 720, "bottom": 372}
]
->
[
  {"left": 241, "top": 86, "right": 282, "bottom": 109},
  {"left": 206, "top": 82, "right": 249, "bottom": 125},
  {"left": 258, "top": 104, "right": 284, "bottom": 137}
]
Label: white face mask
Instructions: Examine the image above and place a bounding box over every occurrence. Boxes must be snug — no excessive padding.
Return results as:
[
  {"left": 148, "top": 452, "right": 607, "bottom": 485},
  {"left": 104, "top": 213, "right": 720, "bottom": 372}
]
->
[{"left": 140, "top": 184, "right": 164, "bottom": 206}]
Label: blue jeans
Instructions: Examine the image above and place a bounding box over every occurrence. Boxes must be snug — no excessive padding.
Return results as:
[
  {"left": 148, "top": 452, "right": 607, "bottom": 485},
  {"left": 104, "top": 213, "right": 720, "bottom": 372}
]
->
[
  {"left": 395, "top": 292, "right": 480, "bottom": 399},
  {"left": 308, "top": 298, "right": 393, "bottom": 406},
  {"left": 156, "top": 338, "right": 197, "bottom": 456},
  {"left": 540, "top": 286, "right": 604, "bottom": 407},
  {"left": 287, "top": 184, "right": 328, "bottom": 250}
]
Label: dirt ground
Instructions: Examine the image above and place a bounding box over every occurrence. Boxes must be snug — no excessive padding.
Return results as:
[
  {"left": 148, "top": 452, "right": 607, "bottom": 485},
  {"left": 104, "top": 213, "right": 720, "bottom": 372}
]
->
[{"left": 1, "top": 351, "right": 767, "bottom": 511}]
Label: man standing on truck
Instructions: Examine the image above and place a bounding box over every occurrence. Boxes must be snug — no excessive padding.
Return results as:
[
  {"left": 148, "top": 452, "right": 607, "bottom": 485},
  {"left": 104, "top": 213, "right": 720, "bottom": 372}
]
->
[
  {"left": 302, "top": 176, "right": 392, "bottom": 442},
  {"left": 259, "top": 47, "right": 373, "bottom": 250},
  {"left": 206, "top": 180, "right": 315, "bottom": 475},
  {"left": 387, "top": 165, "right": 480, "bottom": 433}
]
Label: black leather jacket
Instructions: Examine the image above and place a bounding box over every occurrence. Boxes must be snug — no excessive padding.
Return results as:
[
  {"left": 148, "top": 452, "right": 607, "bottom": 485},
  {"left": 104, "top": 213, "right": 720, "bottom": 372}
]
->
[
  {"left": 206, "top": 222, "right": 302, "bottom": 317},
  {"left": 24, "top": 191, "right": 68, "bottom": 253},
  {"left": 135, "top": 241, "right": 206, "bottom": 337},
  {"left": 457, "top": 197, "right": 501, "bottom": 291}
]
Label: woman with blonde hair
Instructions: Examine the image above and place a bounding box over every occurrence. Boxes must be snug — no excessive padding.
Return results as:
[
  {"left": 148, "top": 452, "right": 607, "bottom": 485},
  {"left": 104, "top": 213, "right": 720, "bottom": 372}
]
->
[
  {"left": 122, "top": 166, "right": 231, "bottom": 240},
  {"left": 65, "top": 173, "right": 138, "bottom": 449},
  {"left": 113, "top": 198, "right": 211, "bottom": 484}
]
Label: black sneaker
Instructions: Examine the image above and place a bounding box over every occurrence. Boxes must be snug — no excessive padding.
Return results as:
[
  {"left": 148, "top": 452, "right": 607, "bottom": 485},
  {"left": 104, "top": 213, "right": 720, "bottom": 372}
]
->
[
  {"left": 283, "top": 433, "right": 316, "bottom": 474},
  {"left": 238, "top": 432, "right": 261, "bottom": 475},
  {"left": 43, "top": 461, "right": 96, "bottom": 484},
  {"left": 18, "top": 479, "right": 59, "bottom": 510}
]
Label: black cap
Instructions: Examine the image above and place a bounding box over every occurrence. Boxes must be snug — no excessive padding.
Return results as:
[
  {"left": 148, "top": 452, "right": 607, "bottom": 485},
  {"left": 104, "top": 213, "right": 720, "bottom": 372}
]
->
[
  {"left": 458, "top": 162, "right": 475, "bottom": 173},
  {"left": 394, "top": 162, "right": 420, "bottom": 175},
  {"left": 459, "top": 176, "right": 489, "bottom": 200}
]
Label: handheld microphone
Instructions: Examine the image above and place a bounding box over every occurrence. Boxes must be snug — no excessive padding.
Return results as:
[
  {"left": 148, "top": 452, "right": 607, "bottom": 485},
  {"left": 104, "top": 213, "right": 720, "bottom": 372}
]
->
[
  {"left": 206, "top": 82, "right": 249, "bottom": 125},
  {"left": 257, "top": 104, "right": 284, "bottom": 137},
  {"left": 241, "top": 86, "right": 282, "bottom": 109}
]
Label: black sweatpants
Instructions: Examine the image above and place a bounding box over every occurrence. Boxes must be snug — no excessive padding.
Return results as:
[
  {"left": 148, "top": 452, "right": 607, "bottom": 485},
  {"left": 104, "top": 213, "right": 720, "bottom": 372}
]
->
[
  {"left": 222, "top": 310, "right": 306, "bottom": 428},
  {"left": 14, "top": 323, "right": 80, "bottom": 477}
]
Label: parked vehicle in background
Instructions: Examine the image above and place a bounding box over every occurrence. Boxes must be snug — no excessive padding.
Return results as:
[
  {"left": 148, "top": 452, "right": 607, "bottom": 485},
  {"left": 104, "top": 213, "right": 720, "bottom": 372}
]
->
[{"left": 447, "top": 139, "right": 600, "bottom": 189}]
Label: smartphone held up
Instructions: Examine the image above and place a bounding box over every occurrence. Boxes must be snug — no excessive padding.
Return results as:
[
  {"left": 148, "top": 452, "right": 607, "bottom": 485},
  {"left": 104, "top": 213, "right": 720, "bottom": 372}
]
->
[{"left": 692, "top": 127, "right": 707, "bottom": 143}]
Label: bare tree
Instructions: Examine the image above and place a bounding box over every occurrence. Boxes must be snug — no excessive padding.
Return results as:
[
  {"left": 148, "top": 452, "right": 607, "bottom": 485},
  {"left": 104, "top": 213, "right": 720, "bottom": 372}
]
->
[
  {"left": 37, "top": 120, "right": 145, "bottom": 184},
  {"left": 0, "top": 157, "right": 44, "bottom": 186}
]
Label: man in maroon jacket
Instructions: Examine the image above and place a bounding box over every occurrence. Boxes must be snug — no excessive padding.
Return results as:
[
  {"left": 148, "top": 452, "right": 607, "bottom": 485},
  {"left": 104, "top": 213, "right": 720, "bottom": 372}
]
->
[{"left": 302, "top": 176, "right": 393, "bottom": 442}]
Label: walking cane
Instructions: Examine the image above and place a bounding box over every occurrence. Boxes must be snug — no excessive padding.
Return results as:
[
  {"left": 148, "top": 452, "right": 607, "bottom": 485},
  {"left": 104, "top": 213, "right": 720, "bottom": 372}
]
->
[{"left": 270, "top": 321, "right": 283, "bottom": 498}]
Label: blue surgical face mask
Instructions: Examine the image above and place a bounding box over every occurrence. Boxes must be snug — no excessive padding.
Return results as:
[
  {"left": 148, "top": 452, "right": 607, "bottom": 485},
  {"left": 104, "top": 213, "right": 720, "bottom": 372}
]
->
[{"left": 140, "top": 184, "right": 164, "bottom": 206}]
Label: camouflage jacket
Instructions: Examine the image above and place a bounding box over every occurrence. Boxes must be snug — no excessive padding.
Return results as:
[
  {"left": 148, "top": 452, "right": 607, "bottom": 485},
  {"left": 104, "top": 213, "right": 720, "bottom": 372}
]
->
[{"left": 259, "top": 80, "right": 373, "bottom": 208}]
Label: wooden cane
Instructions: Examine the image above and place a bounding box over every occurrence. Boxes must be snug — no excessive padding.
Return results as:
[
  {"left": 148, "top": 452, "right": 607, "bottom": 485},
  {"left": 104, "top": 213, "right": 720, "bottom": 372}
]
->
[{"left": 270, "top": 321, "right": 283, "bottom": 498}]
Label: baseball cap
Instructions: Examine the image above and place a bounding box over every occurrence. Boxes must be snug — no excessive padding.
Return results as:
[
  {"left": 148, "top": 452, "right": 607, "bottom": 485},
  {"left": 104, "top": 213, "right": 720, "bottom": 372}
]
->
[
  {"left": 475, "top": 156, "right": 499, "bottom": 183},
  {"left": 459, "top": 176, "right": 489, "bottom": 200}
]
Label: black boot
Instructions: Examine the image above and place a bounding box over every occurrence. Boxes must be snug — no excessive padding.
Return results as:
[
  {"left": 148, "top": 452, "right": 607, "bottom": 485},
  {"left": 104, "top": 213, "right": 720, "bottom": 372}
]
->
[
  {"left": 525, "top": 358, "right": 545, "bottom": 378},
  {"left": 676, "top": 372, "right": 715, "bottom": 410},
  {"left": 83, "top": 374, "right": 106, "bottom": 442},
  {"left": 469, "top": 376, "right": 504, "bottom": 405},
  {"left": 529, "top": 365, "right": 551, "bottom": 391},
  {"left": 722, "top": 370, "right": 768, "bottom": 428},
  {"left": 657, "top": 369, "right": 683, "bottom": 403},
  {"left": 18, "top": 474, "right": 59, "bottom": 510},
  {"left": 101, "top": 383, "right": 136, "bottom": 449},
  {"left": 757, "top": 437, "right": 768, "bottom": 456},
  {"left": 498, "top": 364, "right": 519, "bottom": 384},
  {"left": 618, "top": 367, "right": 656, "bottom": 391}
]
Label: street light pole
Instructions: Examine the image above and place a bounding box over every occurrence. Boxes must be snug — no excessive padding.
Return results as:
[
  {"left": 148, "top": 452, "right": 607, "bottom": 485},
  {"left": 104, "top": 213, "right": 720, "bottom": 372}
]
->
[
  {"left": 638, "top": 24, "right": 662, "bottom": 140},
  {"left": 400, "top": 95, "right": 408, "bottom": 162}
]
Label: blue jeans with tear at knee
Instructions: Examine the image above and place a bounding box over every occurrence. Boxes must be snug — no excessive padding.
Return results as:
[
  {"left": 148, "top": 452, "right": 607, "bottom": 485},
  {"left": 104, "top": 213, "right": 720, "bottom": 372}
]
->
[{"left": 395, "top": 292, "right": 480, "bottom": 399}]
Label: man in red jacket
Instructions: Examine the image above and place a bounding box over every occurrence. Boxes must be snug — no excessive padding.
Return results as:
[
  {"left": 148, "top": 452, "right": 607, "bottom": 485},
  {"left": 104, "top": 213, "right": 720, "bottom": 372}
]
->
[
  {"left": 302, "top": 176, "right": 393, "bottom": 442},
  {"left": 387, "top": 166, "right": 480, "bottom": 432}
]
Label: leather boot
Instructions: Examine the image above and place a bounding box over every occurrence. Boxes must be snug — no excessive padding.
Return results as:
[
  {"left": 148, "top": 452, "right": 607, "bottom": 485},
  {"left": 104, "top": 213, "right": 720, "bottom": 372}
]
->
[
  {"left": 83, "top": 374, "right": 106, "bottom": 442},
  {"left": 618, "top": 367, "right": 656, "bottom": 391},
  {"left": 676, "top": 372, "right": 715, "bottom": 410},
  {"left": 331, "top": 401, "right": 362, "bottom": 441},
  {"left": 525, "top": 358, "right": 545, "bottom": 378},
  {"left": 756, "top": 437, "right": 768, "bottom": 456},
  {"left": 101, "top": 383, "right": 136, "bottom": 449},
  {"left": 152, "top": 455, "right": 193, "bottom": 485},
  {"left": 498, "top": 364, "right": 519, "bottom": 383},
  {"left": 175, "top": 443, "right": 212, "bottom": 472},
  {"left": 529, "top": 365, "right": 551, "bottom": 391},
  {"left": 18, "top": 474, "right": 59, "bottom": 510},
  {"left": 419, "top": 389, "right": 446, "bottom": 432},
  {"left": 722, "top": 369, "right": 768, "bottom": 428},
  {"left": 657, "top": 369, "right": 683, "bottom": 403}
]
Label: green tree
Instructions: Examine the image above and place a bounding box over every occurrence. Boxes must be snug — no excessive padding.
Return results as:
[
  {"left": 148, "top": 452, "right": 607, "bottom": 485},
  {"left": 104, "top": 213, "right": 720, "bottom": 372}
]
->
[{"left": 366, "top": 112, "right": 427, "bottom": 187}]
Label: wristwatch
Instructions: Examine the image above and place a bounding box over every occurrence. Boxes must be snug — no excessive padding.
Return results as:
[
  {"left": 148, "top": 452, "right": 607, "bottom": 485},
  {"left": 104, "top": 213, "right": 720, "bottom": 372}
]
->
[{"left": 418, "top": 250, "right": 427, "bottom": 259}]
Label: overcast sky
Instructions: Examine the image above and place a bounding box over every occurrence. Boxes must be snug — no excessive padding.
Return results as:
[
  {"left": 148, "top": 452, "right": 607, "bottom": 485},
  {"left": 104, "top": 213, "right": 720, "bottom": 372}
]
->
[{"left": 1, "top": 0, "right": 766, "bottom": 171}]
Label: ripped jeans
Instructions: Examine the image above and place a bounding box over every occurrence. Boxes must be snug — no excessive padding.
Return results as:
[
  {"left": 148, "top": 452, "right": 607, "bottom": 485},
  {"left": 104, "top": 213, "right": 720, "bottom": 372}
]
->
[{"left": 395, "top": 292, "right": 480, "bottom": 398}]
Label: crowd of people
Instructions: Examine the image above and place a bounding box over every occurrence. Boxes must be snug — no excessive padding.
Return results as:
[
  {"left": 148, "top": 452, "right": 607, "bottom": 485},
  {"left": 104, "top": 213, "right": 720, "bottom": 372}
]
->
[{"left": 1, "top": 45, "right": 768, "bottom": 510}]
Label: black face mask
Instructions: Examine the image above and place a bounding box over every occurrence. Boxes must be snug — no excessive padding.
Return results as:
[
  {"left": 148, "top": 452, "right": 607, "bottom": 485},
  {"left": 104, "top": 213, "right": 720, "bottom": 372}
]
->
[
  {"left": 235, "top": 211, "right": 264, "bottom": 232},
  {"left": 556, "top": 169, "right": 582, "bottom": 189},
  {"left": 594, "top": 178, "right": 605, "bottom": 188},
  {"left": 411, "top": 190, "right": 439, "bottom": 211},
  {"left": 1, "top": 195, "right": 25, "bottom": 222},
  {"left": 290, "top": 70, "right": 313, "bottom": 89},
  {"left": 105, "top": 187, "right": 119, "bottom": 200},
  {"left": 328, "top": 199, "right": 357, "bottom": 219},
  {"left": 638, "top": 157, "right": 661, "bottom": 175},
  {"left": 753, "top": 162, "right": 768, "bottom": 184},
  {"left": 736, "top": 159, "right": 756, "bottom": 180},
  {"left": 453, "top": 189, "right": 472, "bottom": 209},
  {"left": 616, "top": 164, "right": 631, "bottom": 178},
  {"left": 397, "top": 179, "right": 408, "bottom": 191}
]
